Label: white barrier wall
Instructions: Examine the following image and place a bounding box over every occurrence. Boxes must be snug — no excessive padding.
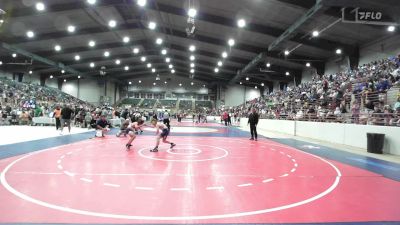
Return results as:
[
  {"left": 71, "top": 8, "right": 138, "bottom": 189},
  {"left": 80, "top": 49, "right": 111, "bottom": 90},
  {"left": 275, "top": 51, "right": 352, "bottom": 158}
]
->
[{"left": 240, "top": 118, "right": 400, "bottom": 156}]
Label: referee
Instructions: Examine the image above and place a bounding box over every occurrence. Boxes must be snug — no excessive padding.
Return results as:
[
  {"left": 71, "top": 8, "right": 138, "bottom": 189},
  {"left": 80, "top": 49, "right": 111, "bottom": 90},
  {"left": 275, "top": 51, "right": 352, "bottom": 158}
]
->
[{"left": 248, "top": 108, "right": 259, "bottom": 141}]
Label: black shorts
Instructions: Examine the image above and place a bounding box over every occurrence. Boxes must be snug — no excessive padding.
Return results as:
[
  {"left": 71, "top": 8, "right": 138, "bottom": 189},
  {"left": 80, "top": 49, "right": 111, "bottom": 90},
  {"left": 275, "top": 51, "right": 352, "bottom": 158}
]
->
[{"left": 160, "top": 128, "right": 169, "bottom": 138}]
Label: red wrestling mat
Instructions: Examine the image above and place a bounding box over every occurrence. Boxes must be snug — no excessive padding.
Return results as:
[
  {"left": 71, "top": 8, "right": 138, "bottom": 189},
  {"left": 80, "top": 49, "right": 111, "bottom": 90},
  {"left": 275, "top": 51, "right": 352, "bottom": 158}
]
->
[{"left": 1, "top": 136, "right": 399, "bottom": 224}]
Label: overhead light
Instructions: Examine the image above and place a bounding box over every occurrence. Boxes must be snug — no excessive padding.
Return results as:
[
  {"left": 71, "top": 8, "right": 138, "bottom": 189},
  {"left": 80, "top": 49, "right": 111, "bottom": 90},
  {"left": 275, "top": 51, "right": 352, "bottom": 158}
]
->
[
  {"left": 189, "top": 45, "right": 196, "bottom": 52},
  {"left": 228, "top": 39, "right": 235, "bottom": 46},
  {"left": 147, "top": 63, "right": 152, "bottom": 68},
  {"left": 191, "top": 82, "right": 194, "bottom": 85},
  {"left": 284, "top": 50, "right": 290, "bottom": 56},
  {"left": 88, "top": 40, "right": 96, "bottom": 47},
  {"left": 388, "top": 25, "right": 396, "bottom": 32},
  {"left": 161, "top": 49, "right": 167, "bottom": 55},
  {"left": 190, "top": 63, "right": 195, "bottom": 68},
  {"left": 286, "top": 71, "right": 290, "bottom": 76},
  {"left": 156, "top": 38, "right": 163, "bottom": 45},
  {"left": 203, "top": 84, "right": 206, "bottom": 88},
  {"left": 124, "top": 66, "right": 129, "bottom": 71},
  {"left": 165, "top": 81, "right": 167, "bottom": 84},
  {"left": 245, "top": 77, "right": 249, "bottom": 81},
  {"left": 255, "top": 86, "right": 257, "bottom": 89},
  {"left": 64, "top": 79, "right": 67, "bottom": 83},
  {"left": 35, "top": 2, "right": 45, "bottom": 11},
  {"left": 74, "top": 55, "right": 80, "bottom": 61},
  {"left": 152, "top": 68, "right": 156, "bottom": 73},
  {"left": 217, "top": 61, "right": 223, "bottom": 67},
  {"left": 336, "top": 49, "right": 342, "bottom": 54},
  {"left": 87, "top": 0, "right": 96, "bottom": 4},
  {"left": 54, "top": 45, "right": 61, "bottom": 51},
  {"left": 137, "top": 0, "right": 147, "bottom": 7},
  {"left": 312, "top": 30, "right": 319, "bottom": 37},
  {"left": 171, "top": 69, "right": 175, "bottom": 73},
  {"left": 115, "top": 59, "right": 121, "bottom": 65},
  {"left": 0, "top": 61, "right": 2, "bottom": 65},
  {"left": 133, "top": 48, "right": 139, "bottom": 54},
  {"left": 148, "top": 21, "right": 157, "bottom": 30},
  {"left": 141, "top": 56, "right": 146, "bottom": 62},
  {"left": 129, "top": 81, "right": 132, "bottom": 85},
  {"left": 108, "top": 20, "right": 117, "bottom": 28},
  {"left": 169, "top": 64, "right": 173, "bottom": 69},
  {"left": 237, "top": 18, "right": 246, "bottom": 28},
  {"left": 179, "top": 83, "right": 182, "bottom": 86},
  {"left": 138, "top": 80, "right": 142, "bottom": 83},
  {"left": 188, "top": 8, "right": 197, "bottom": 18},
  {"left": 190, "top": 55, "right": 195, "bottom": 61},
  {"left": 222, "top": 51, "right": 228, "bottom": 58},
  {"left": 266, "top": 63, "right": 271, "bottom": 67},
  {"left": 153, "top": 82, "right": 156, "bottom": 86},
  {"left": 214, "top": 68, "right": 219, "bottom": 73},
  {"left": 261, "top": 83, "right": 264, "bottom": 86},
  {"left": 306, "top": 62, "right": 311, "bottom": 67},
  {"left": 26, "top": 30, "right": 34, "bottom": 38},
  {"left": 29, "top": 70, "right": 33, "bottom": 74},
  {"left": 165, "top": 58, "right": 171, "bottom": 63},
  {"left": 50, "top": 75, "right": 54, "bottom": 79},
  {"left": 239, "top": 81, "right": 242, "bottom": 85},
  {"left": 190, "top": 69, "right": 195, "bottom": 73},
  {"left": 67, "top": 25, "right": 76, "bottom": 33},
  {"left": 122, "top": 36, "right": 130, "bottom": 43},
  {"left": 12, "top": 53, "right": 17, "bottom": 58},
  {"left": 90, "top": 62, "right": 95, "bottom": 68},
  {"left": 61, "top": 70, "right": 65, "bottom": 74},
  {"left": 78, "top": 75, "right": 81, "bottom": 79},
  {"left": 104, "top": 51, "right": 110, "bottom": 57}
]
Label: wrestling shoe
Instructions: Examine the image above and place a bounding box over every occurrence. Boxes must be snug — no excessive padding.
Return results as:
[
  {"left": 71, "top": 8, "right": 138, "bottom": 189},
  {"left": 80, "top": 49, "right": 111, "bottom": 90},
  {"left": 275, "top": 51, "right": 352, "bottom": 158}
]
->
[
  {"left": 170, "top": 143, "right": 176, "bottom": 148},
  {"left": 126, "top": 144, "right": 132, "bottom": 150},
  {"left": 150, "top": 147, "right": 159, "bottom": 152}
]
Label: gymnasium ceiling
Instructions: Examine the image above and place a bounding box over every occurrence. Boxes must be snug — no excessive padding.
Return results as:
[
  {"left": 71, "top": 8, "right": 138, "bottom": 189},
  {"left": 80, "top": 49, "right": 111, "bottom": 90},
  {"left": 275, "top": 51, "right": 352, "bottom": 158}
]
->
[{"left": 0, "top": 0, "right": 399, "bottom": 86}]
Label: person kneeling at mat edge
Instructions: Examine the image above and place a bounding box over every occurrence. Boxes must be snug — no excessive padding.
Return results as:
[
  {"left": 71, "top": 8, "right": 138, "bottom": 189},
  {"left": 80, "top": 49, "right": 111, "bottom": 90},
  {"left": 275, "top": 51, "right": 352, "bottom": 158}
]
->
[{"left": 95, "top": 115, "right": 110, "bottom": 137}]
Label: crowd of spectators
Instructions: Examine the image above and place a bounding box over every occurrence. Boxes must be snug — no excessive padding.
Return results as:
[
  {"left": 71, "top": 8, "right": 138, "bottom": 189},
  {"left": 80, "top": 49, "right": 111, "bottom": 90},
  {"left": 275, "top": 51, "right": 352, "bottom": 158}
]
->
[{"left": 215, "top": 56, "right": 400, "bottom": 126}]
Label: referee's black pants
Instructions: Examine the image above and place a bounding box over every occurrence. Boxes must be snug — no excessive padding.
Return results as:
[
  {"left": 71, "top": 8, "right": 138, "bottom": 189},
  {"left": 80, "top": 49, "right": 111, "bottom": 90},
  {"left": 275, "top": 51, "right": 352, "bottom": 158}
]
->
[{"left": 250, "top": 123, "right": 257, "bottom": 139}]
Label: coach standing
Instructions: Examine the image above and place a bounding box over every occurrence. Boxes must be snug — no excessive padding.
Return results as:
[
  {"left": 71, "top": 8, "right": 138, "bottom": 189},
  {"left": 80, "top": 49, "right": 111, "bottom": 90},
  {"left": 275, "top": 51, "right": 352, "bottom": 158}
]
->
[{"left": 248, "top": 108, "right": 259, "bottom": 141}]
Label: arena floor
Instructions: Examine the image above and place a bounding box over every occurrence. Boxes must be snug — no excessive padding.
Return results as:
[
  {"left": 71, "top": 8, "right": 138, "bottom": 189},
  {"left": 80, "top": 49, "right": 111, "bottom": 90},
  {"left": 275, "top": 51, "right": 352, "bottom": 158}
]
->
[{"left": 0, "top": 121, "right": 399, "bottom": 225}]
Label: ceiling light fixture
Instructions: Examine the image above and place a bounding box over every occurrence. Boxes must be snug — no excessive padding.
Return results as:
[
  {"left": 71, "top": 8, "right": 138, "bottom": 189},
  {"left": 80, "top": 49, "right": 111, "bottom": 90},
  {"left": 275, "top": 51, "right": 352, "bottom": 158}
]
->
[
  {"left": 246, "top": 77, "right": 249, "bottom": 81},
  {"left": 237, "top": 18, "right": 246, "bottom": 28},
  {"left": 165, "top": 58, "right": 171, "bottom": 63},
  {"left": 152, "top": 68, "right": 156, "bottom": 73},
  {"left": 104, "top": 51, "right": 110, "bottom": 57},
  {"left": 124, "top": 66, "right": 129, "bottom": 71},
  {"left": 171, "top": 69, "right": 175, "bottom": 73},
  {"left": 266, "top": 62, "right": 271, "bottom": 67},
  {"left": 222, "top": 51, "right": 228, "bottom": 58},
  {"left": 190, "top": 55, "right": 195, "bottom": 61},
  {"left": 284, "top": 50, "right": 290, "bottom": 56},
  {"left": 161, "top": 49, "right": 167, "bottom": 55},
  {"left": 88, "top": 40, "right": 96, "bottom": 47},
  {"left": 74, "top": 55, "right": 80, "bottom": 61},
  {"left": 133, "top": 48, "right": 139, "bottom": 54},
  {"left": 190, "top": 63, "right": 195, "bottom": 68},
  {"left": 67, "top": 25, "right": 76, "bottom": 33},
  {"left": 50, "top": 75, "right": 54, "bottom": 79},
  {"left": 189, "top": 45, "right": 196, "bottom": 52},
  {"left": 214, "top": 68, "right": 219, "bottom": 73},
  {"left": 26, "top": 30, "right": 34, "bottom": 38},
  {"left": 108, "top": 20, "right": 117, "bottom": 28},
  {"left": 188, "top": 8, "right": 197, "bottom": 18},
  {"left": 217, "top": 61, "right": 223, "bottom": 67},
  {"left": 169, "top": 64, "right": 173, "bottom": 69},
  {"left": 312, "top": 30, "right": 319, "bottom": 37},
  {"left": 286, "top": 71, "right": 290, "bottom": 76},
  {"left": 228, "top": 38, "right": 235, "bottom": 46},
  {"left": 90, "top": 62, "right": 95, "bottom": 68},
  {"left": 35, "top": 2, "right": 45, "bottom": 11},
  {"left": 336, "top": 49, "right": 342, "bottom": 54},
  {"left": 141, "top": 56, "right": 146, "bottom": 62},
  {"left": 388, "top": 25, "right": 396, "bottom": 32},
  {"left": 156, "top": 38, "right": 163, "bottom": 45},
  {"left": 147, "top": 63, "right": 152, "bottom": 68},
  {"left": 115, "top": 59, "right": 121, "bottom": 65},
  {"left": 12, "top": 53, "right": 17, "bottom": 58},
  {"left": 137, "top": 0, "right": 147, "bottom": 7},
  {"left": 54, "top": 45, "right": 61, "bottom": 51},
  {"left": 148, "top": 21, "right": 157, "bottom": 30},
  {"left": 306, "top": 62, "right": 311, "bottom": 67},
  {"left": 123, "top": 36, "right": 130, "bottom": 43},
  {"left": 87, "top": 0, "right": 96, "bottom": 4}
]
